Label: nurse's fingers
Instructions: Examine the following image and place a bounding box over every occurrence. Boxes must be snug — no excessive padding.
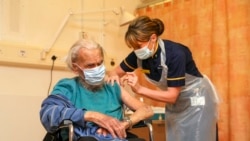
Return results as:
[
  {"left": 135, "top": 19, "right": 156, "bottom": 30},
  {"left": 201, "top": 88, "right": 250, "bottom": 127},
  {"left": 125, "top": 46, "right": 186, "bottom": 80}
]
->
[
  {"left": 126, "top": 72, "right": 138, "bottom": 82},
  {"left": 126, "top": 72, "right": 136, "bottom": 77}
]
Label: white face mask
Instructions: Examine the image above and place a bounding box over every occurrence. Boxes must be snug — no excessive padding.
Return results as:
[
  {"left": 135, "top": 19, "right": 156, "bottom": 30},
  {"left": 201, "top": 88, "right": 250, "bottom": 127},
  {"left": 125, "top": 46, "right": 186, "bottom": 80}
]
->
[
  {"left": 134, "top": 41, "right": 154, "bottom": 60},
  {"left": 80, "top": 64, "right": 106, "bottom": 85}
]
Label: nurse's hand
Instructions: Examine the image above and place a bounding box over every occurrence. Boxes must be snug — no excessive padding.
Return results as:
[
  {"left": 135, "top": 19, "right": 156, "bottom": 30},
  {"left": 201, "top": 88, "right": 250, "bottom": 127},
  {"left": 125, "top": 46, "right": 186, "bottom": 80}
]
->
[{"left": 122, "top": 72, "right": 142, "bottom": 93}]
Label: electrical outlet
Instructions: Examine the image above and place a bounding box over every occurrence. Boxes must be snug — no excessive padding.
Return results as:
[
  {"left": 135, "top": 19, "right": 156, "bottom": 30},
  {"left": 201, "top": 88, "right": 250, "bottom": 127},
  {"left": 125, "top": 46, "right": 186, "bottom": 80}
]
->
[{"left": 19, "top": 50, "right": 26, "bottom": 57}]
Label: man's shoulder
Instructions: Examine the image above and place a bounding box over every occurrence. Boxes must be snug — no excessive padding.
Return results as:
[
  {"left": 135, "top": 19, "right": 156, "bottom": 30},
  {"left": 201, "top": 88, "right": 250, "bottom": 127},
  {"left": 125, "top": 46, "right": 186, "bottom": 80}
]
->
[
  {"left": 103, "top": 82, "right": 122, "bottom": 95},
  {"left": 103, "top": 81, "right": 120, "bottom": 89},
  {"left": 53, "top": 77, "right": 80, "bottom": 92},
  {"left": 57, "top": 77, "right": 79, "bottom": 84}
]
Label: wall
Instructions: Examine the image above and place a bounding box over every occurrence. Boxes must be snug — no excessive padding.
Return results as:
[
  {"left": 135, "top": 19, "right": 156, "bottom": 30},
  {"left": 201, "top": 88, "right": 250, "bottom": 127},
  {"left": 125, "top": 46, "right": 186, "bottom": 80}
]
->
[
  {"left": 0, "top": 0, "right": 140, "bottom": 70},
  {"left": 0, "top": 66, "right": 74, "bottom": 140},
  {"left": 0, "top": 0, "right": 141, "bottom": 141}
]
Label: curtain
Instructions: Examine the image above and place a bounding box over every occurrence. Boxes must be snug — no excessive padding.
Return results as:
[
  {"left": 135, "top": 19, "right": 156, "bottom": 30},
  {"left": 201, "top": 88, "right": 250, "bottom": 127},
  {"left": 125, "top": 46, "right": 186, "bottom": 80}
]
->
[{"left": 136, "top": 0, "right": 250, "bottom": 140}]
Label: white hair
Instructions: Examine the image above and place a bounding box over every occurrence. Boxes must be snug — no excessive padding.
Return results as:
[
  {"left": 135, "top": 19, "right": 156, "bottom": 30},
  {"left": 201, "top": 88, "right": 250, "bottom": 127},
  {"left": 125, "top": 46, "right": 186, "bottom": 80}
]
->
[{"left": 65, "top": 38, "right": 104, "bottom": 70}]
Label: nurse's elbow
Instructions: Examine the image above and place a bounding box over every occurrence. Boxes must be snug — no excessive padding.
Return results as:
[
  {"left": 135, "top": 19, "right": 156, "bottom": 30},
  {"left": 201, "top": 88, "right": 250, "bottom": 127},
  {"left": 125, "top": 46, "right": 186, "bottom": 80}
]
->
[
  {"left": 166, "top": 89, "right": 180, "bottom": 104},
  {"left": 168, "top": 97, "right": 178, "bottom": 104}
]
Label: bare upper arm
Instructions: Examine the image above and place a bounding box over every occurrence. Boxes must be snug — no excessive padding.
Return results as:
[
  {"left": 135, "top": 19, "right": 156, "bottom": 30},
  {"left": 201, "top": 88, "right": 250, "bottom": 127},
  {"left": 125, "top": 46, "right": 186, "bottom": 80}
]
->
[{"left": 120, "top": 87, "right": 145, "bottom": 111}]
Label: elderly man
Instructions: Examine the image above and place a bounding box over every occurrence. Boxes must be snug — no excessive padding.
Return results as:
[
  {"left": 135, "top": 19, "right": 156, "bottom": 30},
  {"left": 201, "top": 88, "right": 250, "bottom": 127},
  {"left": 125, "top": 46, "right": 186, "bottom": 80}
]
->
[{"left": 40, "top": 38, "right": 153, "bottom": 141}]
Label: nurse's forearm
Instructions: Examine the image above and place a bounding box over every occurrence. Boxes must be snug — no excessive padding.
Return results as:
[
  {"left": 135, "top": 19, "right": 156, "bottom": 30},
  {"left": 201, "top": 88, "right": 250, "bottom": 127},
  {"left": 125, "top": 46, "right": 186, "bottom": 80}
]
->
[
  {"left": 136, "top": 86, "right": 181, "bottom": 104},
  {"left": 108, "top": 66, "right": 126, "bottom": 77}
]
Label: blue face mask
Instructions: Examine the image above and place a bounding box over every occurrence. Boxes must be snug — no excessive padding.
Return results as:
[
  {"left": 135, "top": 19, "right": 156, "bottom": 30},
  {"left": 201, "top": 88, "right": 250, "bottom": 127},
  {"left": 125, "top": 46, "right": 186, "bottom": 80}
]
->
[
  {"left": 134, "top": 40, "right": 154, "bottom": 60},
  {"left": 80, "top": 64, "right": 106, "bottom": 85}
]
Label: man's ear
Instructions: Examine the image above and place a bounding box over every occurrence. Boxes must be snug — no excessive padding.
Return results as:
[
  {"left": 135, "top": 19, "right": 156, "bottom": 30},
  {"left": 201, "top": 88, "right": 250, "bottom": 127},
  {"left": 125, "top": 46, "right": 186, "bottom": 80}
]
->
[{"left": 72, "top": 64, "right": 80, "bottom": 74}]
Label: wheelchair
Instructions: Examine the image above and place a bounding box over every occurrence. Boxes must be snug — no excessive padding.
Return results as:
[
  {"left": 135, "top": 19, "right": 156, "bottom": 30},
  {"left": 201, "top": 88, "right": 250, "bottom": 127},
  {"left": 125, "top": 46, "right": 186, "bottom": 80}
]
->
[{"left": 43, "top": 119, "right": 154, "bottom": 141}]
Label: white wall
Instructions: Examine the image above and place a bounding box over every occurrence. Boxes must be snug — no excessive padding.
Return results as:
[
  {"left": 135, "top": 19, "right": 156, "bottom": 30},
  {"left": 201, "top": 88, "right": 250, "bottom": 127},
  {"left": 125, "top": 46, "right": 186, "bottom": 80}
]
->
[
  {"left": 0, "top": 66, "right": 75, "bottom": 140},
  {"left": 0, "top": 0, "right": 139, "bottom": 70},
  {"left": 0, "top": 0, "right": 141, "bottom": 140}
]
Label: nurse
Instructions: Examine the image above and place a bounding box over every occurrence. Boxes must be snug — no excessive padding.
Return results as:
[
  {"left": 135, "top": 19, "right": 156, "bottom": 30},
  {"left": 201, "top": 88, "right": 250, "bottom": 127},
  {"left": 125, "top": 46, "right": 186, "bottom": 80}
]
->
[{"left": 107, "top": 16, "right": 219, "bottom": 141}]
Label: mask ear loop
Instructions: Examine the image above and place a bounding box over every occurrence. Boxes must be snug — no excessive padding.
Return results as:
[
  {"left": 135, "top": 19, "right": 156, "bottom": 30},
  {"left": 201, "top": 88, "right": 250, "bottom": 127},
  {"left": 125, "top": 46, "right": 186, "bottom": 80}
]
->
[
  {"left": 73, "top": 63, "right": 83, "bottom": 70},
  {"left": 150, "top": 39, "right": 154, "bottom": 50},
  {"left": 72, "top": 63, "right": 85, "bottom": 79},
  {"left": 148, "top": 34, "right": 154, "bottom": 51},
  {"left": 149, "top": 33, "right": 159, "bottom": 55},
  {"left": 152, "top": 39, "right": 159, "bottom": 55},
  {"left": 147, "top": 38, "right": 156, "bottom": 56}
]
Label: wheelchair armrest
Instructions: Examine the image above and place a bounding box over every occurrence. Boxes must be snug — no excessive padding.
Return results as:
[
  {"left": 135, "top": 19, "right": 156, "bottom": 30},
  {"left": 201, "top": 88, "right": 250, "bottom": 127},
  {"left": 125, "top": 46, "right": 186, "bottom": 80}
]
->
[
  {"left": 43, "top": 120, "right": 74, "bottom": 141},
  {"left": 58, "top": 120, "right": 74, "bottom": 141},
  {"left": 132, "top": 119, "right": 154, "bottom": 141},
  {"left": 132, "top": 119, "right": 151, "bottom": 128}
]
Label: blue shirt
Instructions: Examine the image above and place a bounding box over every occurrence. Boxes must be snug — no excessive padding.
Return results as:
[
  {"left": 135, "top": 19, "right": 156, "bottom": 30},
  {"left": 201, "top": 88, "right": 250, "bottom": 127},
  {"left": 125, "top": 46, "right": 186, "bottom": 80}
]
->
[{"left": 120, "top": 40, "right": 202, "bottom": 87}]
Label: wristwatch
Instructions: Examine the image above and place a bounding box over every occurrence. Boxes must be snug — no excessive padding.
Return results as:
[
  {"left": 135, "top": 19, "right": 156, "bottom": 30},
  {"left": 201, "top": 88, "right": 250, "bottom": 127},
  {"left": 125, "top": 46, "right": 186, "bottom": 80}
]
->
[{"left": 123, "top": 116, "right": 133, "bottom": 130}]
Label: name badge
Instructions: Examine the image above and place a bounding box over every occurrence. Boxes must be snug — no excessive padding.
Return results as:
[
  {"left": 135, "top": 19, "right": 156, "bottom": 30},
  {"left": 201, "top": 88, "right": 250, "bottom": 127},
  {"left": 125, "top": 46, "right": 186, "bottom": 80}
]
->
[{"left": 190, "top": 96, "right": 205, "bottom": 106}]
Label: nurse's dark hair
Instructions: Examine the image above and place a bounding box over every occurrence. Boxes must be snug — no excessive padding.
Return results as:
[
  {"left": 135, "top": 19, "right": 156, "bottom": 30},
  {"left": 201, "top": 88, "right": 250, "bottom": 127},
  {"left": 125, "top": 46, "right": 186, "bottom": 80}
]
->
[
  {"left": 65, "top": 38, "right": 104, "bottom": 70},
  {"left": 125, "top": 16, "right": 164, "bottom": 49}
]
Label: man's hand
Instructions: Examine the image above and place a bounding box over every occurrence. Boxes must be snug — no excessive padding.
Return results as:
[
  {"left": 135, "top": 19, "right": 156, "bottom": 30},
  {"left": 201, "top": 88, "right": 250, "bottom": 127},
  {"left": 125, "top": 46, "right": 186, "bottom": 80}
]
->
[
  {"left": 96, "top": 121, "right": 129, "bottom": 137},
  {"left": 84, "top": 111, "right": 127, "bottom": 139},
  {"left": 96, "top": 128, "right": 109, "bottom": 137}
]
